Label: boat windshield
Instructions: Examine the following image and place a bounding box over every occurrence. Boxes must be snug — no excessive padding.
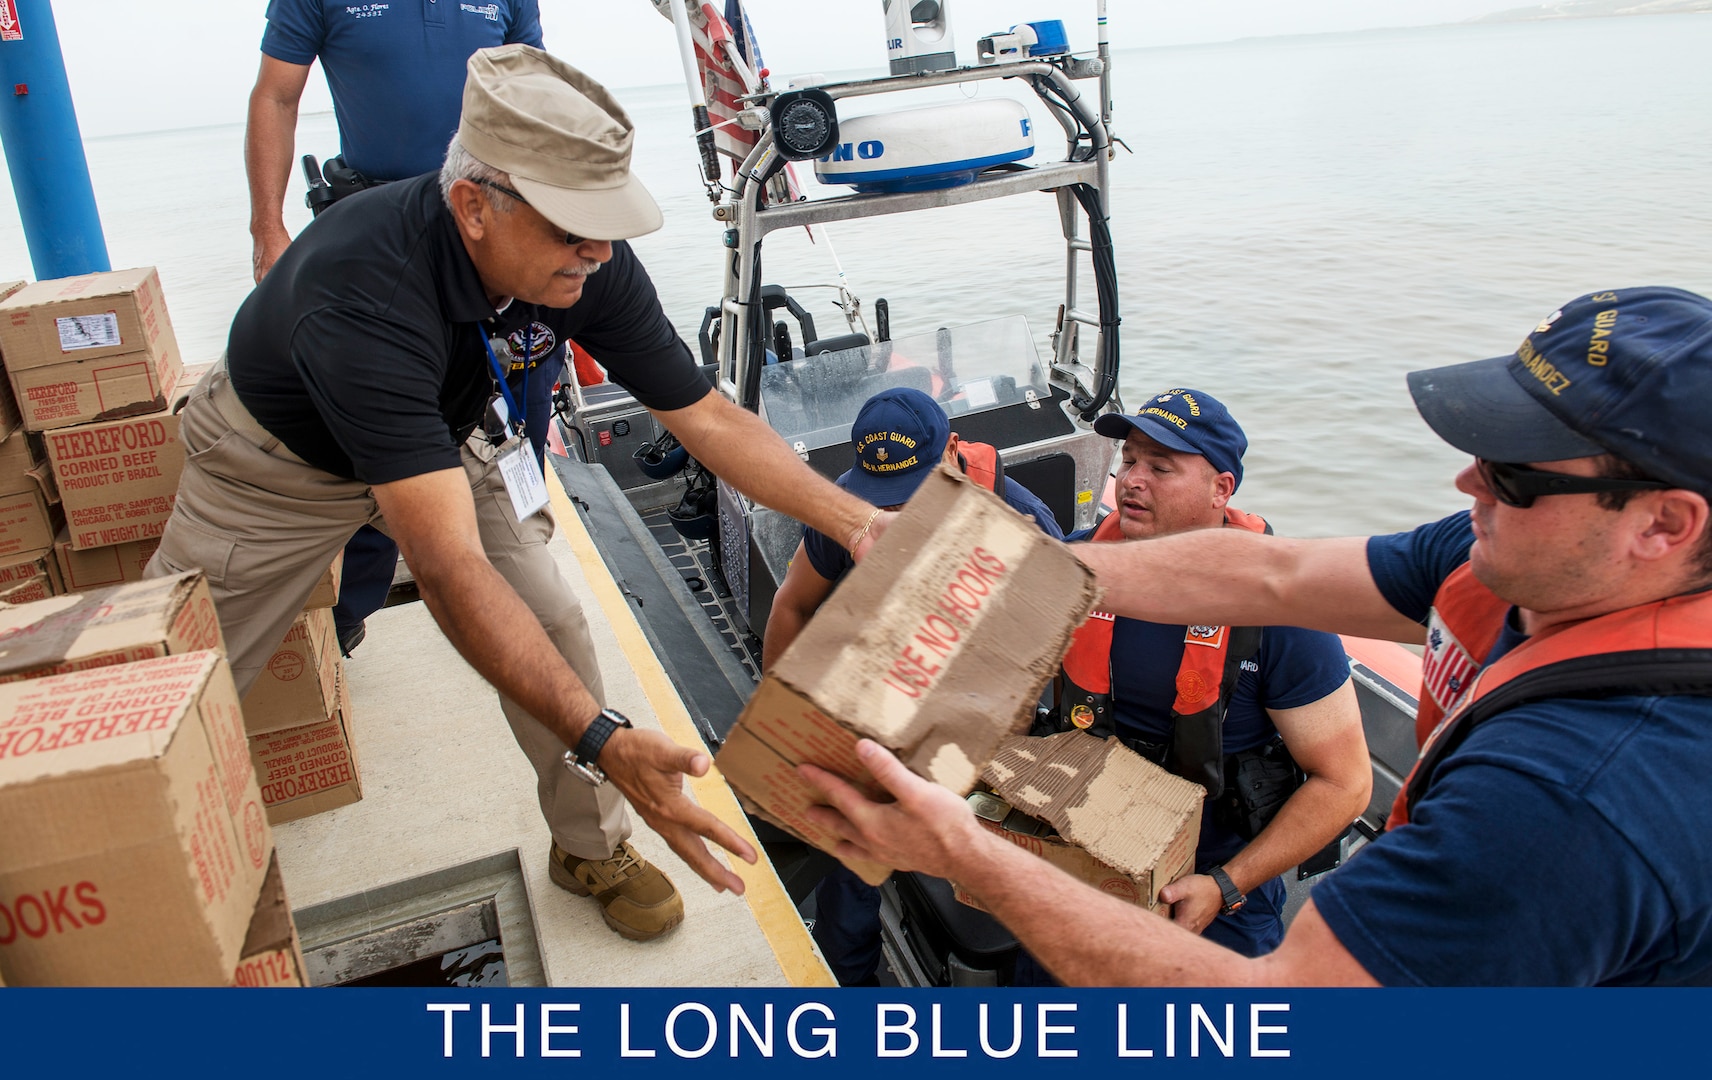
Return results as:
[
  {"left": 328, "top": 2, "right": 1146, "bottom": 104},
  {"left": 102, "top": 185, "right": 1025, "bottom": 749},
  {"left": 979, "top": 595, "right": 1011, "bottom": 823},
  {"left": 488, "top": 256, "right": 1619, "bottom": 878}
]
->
[{"left": 757, "top": 315, "right": 1051, "bottom": 447}]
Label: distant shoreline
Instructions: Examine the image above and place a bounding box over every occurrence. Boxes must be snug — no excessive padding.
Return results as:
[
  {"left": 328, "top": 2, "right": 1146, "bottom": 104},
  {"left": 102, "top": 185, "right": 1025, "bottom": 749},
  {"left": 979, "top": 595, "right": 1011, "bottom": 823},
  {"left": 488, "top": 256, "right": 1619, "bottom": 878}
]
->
[{"left": 1471, "top": 1, "right": 1712, "bottom": 25}]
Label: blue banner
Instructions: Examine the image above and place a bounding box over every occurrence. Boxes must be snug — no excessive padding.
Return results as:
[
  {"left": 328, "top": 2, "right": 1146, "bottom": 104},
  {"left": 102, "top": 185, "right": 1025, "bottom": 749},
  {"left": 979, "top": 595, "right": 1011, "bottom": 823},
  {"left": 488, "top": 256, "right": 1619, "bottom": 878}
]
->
[{"left": 1, "top": 988, "right": 1706, "bottom": 1074}]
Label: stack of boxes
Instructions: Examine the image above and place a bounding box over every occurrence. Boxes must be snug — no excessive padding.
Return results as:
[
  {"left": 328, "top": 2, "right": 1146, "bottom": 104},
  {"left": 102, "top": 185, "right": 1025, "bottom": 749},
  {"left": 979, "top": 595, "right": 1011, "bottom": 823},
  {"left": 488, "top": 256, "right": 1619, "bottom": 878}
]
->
[
  {"left": 0, "top": 573, "right": 306, "bottom": 985},
  {"left": 243, "top": 566, "right": 364, "bottom": 825},
  {"left": 0, "top": 268, "right": 187, "bottom": 601},
  {"left": 0, "top": 268, "right": 362, "bottom": 825}
]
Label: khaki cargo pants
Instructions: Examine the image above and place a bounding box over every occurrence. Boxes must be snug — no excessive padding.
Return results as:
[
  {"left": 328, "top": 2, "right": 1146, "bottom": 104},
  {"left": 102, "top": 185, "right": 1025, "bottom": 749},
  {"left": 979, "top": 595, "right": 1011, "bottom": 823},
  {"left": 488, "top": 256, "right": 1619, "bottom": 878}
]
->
[{"left": 146, "top": 361, "right": 630, "bottom": 860}]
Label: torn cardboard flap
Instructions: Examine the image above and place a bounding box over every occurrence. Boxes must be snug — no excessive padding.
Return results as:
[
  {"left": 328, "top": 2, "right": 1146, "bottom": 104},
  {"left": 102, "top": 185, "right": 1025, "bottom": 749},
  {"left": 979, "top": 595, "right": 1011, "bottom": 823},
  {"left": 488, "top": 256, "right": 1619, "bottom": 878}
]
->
[
  {"left": 0, "top": 570, "right": 223, "bottom": 684},
  {"left": 718, "top": 465, "right": 1099, "bottom": 885},
  {"left": 975, "top": 730, "right": 1204, "bottom": 907}
]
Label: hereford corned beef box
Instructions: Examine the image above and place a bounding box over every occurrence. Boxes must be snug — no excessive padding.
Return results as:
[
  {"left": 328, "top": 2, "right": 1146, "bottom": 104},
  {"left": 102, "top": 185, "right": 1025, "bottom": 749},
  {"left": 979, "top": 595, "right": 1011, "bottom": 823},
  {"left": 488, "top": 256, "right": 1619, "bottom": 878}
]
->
[
  {"left": 53, "top": 531, "right": 161, "bottom": 592},
  {"left": 0, "top": 428, "right": 61, "bottom": 561},
  {"left": 240, "top": 607, "right": 340, "bottom": 736},
  {"left": 716, "top": 465, "right": 1099, "bottom": 884},
  {"left": 231, "top": 851, "right": 307, "bottom": 988},
  {"left": 0, "top": 279, "right": 29, "bottom": 440},
  {"left": 0, "top": 571, "right": 222, "bottom": 685},
  {"left": 247, "top": 670, "right": 361, "bottom": 824},
  {"left": 0, "top": 548, "right": 61, "bottom": 605},
  {"left": 0, "top": 649, "right": 273, "bottom": 985},
  {"left": 44, "top": 363, "right": 202, "bottom": 551},
  {"left": 0, "top": 268, "right": 183, "bottom": 433}
]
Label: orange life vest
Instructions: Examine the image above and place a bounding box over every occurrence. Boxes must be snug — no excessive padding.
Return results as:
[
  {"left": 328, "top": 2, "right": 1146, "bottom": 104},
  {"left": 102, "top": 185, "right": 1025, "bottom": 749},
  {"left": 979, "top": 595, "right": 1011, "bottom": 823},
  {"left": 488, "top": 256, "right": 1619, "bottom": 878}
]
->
[
  {"left": 959, "top": 441, "right": 1001, "bottom": 494},
  {"left": 1389, "top": 567, "right": 1712, "bottom": 828},
  {"left": 1057, "top": 506, "right": 1271, "bottom": 795}
]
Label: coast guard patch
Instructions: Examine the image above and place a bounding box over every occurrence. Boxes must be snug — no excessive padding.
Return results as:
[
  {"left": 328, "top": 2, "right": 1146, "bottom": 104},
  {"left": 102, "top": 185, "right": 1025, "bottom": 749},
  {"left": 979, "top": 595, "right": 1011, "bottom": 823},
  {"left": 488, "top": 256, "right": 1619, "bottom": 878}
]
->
[
  {"left": 1421, "top": 608, "right": 1480, "bottom": 715},
  {"left": 1184, "top": 624, "right": 1226, "bottom": 648}
]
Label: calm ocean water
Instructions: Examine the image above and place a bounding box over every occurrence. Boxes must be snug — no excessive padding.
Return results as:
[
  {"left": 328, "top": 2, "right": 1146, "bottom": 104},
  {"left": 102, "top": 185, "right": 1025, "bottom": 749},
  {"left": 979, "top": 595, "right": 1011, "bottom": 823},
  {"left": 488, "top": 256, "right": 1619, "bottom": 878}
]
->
[{"left": 3, "top": 15, "right": 1708, "bottom": 539}]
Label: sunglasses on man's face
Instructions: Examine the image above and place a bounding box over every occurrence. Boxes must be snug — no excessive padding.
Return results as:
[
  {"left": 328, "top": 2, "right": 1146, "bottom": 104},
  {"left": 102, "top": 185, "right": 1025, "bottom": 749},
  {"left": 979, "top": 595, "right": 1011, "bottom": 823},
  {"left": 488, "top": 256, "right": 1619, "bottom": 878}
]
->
[
  {"left": 1475, "top": 458, "right": 1672, "bottom": 509},
  {"left": 474, "top": 178, "right": 589, "bottom": 246}
]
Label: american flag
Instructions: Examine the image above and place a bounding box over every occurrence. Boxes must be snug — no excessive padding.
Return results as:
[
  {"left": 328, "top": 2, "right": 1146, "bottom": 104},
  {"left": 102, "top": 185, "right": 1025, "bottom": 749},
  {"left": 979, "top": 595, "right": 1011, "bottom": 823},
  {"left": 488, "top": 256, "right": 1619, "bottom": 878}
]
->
[{"left": 668, "top": 0, "right": 802, "bottom": 205}]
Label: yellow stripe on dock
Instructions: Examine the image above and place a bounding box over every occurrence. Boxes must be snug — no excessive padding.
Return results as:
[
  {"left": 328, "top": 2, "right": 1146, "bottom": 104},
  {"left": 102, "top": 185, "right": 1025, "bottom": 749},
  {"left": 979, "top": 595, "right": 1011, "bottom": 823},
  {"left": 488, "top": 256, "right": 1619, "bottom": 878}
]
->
[{"left": 548, "top": 469, "right": 834, "bottom": 988}]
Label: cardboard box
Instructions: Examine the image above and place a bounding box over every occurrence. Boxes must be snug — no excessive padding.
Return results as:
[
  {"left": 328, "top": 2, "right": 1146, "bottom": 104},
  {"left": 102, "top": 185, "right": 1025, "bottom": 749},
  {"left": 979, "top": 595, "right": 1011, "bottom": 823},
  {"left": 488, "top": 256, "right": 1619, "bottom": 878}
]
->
[
  {"left": 231, "top": 852, "right": 306, "bottom": 988},
  {"left": 54, "top": 532, "right": 160, "bottom": 592},
  {"left": 0, "top": 487, "right": 59, "bottom": 562},
  {"left": 241, "top": 607, "right": 340, "bottom": 735},
  {"left": 716, "top": 466, "right": 1099, "bottom": 884},
  {"left": 301, "top": 551, "right": 343, "bottom": 610},
  {"left": 0, "top": 430, "right": 61, "bottom": 560},
  {"left": 0, "top": 429, "right": 52, "bottom": 499},
  {"left": 45, "top": 385, "right": 189, "bottom": 551},
  {"left": 0, "top": 571, "right": 223, "bottom": 685},
  {"left": 0, "top": 268, "right": 182, "bottom": 432},
  {"left": 0, "top": 279, "right": 29, "bottom": 441},
  {"left": 0, "top": 576, "right": 53, "bottom": 605},
  {"left": 248, "top": 673, "right": 361, "bottom": 825},
  {"left": 0, "top": 650, "right": 273, "bottom": 985},
  {"left": 954, "top": 731, "right": 1205, "bottom": 912},
  {"left": 0, "top": 548, "right": 60, "bottom": 606}
]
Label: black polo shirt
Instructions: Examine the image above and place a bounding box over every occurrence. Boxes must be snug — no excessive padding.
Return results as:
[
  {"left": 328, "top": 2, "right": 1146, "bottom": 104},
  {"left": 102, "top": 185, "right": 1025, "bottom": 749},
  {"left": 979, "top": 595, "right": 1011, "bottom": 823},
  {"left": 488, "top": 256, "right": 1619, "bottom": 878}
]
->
[{"left": 227, "top": 173, "right": 708, "bottom": 484}]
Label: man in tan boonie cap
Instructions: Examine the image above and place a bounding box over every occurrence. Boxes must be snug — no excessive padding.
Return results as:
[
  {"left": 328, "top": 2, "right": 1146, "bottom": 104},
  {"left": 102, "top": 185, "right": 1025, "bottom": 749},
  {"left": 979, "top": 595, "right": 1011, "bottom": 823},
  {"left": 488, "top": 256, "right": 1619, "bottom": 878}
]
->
[
  {"left": 459, "top": 44, "right": 663, "bottom": 242},
  {"left": 150, "top": 44, "right": 893, "bottom": 944}
]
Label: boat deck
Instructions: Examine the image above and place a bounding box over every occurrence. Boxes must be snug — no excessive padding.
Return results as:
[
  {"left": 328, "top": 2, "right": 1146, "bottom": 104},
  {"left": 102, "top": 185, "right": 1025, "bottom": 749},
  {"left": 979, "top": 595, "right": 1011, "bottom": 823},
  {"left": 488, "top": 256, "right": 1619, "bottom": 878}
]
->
[{"left": 269, "top": 471, "right": 831, "bottom": 988}]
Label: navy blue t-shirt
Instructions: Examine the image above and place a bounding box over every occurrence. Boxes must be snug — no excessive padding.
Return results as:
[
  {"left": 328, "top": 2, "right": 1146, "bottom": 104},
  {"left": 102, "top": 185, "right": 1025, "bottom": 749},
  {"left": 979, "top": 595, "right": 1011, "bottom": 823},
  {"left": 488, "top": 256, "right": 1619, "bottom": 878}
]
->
[
  {"left": 1108, "top": 618, "right": 1351, "bottom": 866},
  {"left": 802, "top": 469, "right": 1063, "bottom": 581},
  {"left": 1310, "top": 511, "right": 1712, "bottom": 985},
  {"left": 1365, "top": 510, "right": 1475, "bottom": 625},
  {"left": 261, "top": 0, "right": 543, "bottom": 181}
]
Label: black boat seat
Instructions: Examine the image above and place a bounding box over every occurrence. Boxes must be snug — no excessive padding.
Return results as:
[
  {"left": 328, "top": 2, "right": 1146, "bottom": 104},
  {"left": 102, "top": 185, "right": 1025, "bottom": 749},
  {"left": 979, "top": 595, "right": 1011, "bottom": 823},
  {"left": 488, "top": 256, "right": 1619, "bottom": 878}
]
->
[{"left": 892, "top": 871, "right": 1018, "bottom": 976}]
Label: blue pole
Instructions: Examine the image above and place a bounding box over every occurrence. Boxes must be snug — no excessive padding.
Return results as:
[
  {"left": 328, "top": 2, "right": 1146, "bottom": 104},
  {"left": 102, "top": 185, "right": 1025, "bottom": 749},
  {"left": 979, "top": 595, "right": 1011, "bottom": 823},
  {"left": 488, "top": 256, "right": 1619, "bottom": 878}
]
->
[{"left": 0, "top": 0, "right": 109, "bottom": 279}]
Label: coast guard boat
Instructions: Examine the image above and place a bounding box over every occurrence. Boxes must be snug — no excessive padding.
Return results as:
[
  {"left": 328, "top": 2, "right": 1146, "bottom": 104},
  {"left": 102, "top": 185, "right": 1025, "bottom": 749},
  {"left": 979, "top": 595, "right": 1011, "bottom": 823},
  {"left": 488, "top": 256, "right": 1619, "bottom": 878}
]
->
[{"left": 545, "top": 0, "right": 1423, "bottom": 986}]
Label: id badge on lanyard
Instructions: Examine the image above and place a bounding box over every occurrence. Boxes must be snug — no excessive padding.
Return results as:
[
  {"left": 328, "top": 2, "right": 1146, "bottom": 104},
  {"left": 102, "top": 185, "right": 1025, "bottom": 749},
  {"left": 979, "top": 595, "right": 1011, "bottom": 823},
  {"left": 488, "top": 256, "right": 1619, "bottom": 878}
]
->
[
  {"left": 497, "top": 437, "right": 549, "bottom": 520},
  {"left": 483, "top": 325, "right": 549, "bottom": 520}
]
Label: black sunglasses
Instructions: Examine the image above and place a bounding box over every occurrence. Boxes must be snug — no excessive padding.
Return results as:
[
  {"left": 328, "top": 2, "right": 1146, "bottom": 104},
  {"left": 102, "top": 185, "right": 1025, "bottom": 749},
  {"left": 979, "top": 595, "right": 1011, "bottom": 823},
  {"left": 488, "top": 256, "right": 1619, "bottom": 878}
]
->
[
  {"left": 473, "top": 178, "right": 588, "bottom": 246},
  {"left": 1476, "top": 458, "right": 1672, "bottom": 509}
]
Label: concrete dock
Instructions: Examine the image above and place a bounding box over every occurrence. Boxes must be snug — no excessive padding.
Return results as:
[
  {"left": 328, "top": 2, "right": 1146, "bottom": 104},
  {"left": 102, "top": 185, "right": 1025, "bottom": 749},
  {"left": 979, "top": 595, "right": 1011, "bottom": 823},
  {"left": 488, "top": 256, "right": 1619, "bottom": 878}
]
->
[{"left": 271, "top": 474, "right": 832, "bottom": 988}]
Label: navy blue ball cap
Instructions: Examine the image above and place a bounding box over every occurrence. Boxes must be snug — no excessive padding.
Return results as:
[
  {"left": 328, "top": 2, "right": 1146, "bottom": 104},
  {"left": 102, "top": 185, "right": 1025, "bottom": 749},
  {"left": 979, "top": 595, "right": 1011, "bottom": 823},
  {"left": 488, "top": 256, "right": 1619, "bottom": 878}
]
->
[
  {"left": 841, "top": 386, "right": 951, "bottom": 506},
  {"left": 1408, "top": 287, "right": 1712, "bottom": 492},
  {"left": 1093, "top": 388, "right": 1248, "bottom": 489}
]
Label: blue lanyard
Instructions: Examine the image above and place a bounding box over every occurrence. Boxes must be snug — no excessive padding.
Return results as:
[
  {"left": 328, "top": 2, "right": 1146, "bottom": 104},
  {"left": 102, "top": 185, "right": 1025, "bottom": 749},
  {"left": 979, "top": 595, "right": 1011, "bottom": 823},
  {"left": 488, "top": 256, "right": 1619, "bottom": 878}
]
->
[{"left": 480, "top": 323, "right": 531, "bottom": 438}]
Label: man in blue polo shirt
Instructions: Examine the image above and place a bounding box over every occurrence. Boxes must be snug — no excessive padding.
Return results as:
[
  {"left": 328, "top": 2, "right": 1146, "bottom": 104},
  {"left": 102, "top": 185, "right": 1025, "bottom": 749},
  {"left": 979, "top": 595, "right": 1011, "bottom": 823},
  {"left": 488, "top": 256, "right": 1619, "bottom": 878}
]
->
[
  {"left": 801, "top": 287, "right": 1712, "bottom": 986},
  {"left": 245, "top": 0, "right": 545, "bottom": 654},
  {"left": 247, "top": 0, "right": 543, "bottom": 279}
]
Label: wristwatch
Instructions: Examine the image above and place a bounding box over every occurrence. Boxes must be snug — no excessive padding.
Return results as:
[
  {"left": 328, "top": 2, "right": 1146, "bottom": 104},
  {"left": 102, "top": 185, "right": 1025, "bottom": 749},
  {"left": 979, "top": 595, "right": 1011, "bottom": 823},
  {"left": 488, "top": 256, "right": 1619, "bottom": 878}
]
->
[
  {"left": 1208, "top": 865, "right": 1246, "bottom": 916},
  {"left": 563, "top": 708, "right": 633, "bottom": 786}
]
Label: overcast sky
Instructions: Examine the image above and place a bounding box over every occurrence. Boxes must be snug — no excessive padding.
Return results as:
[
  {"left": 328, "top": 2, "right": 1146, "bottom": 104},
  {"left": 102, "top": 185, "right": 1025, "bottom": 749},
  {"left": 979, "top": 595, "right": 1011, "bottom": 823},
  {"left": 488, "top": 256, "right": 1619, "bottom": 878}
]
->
[{"left": 50, "top": 0, "right": 1517, "bottom": 138}]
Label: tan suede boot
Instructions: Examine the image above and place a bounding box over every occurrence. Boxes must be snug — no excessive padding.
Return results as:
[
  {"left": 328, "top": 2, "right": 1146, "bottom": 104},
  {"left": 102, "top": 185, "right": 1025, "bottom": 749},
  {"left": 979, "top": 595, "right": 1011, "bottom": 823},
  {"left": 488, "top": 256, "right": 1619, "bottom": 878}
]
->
[{"left": 549, "top": 840, "right": 685, "bottom": 941}]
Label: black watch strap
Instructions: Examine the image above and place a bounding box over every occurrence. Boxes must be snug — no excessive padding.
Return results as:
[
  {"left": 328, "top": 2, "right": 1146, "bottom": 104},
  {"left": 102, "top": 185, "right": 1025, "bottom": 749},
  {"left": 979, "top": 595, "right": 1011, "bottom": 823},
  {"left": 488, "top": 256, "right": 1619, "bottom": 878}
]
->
[
  {"left": 572, "top": 708, "right": 632, "bottom": 768},
  {"left": 1208, "top": 865, "right": 1246, "bottom": 916}
]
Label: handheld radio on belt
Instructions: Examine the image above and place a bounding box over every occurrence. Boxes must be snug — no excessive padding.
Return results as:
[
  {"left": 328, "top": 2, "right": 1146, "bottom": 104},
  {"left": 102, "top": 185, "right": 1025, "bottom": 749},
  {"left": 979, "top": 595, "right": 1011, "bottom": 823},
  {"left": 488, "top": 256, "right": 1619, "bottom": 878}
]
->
[{"left": 301, "top": 154, "right": 380, "bottom": 217}]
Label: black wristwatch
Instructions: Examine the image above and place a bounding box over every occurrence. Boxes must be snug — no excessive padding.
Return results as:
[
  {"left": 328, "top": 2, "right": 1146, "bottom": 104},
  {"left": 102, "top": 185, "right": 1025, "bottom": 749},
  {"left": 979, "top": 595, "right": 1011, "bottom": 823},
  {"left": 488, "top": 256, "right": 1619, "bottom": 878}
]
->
[
  {"left": 1208, "top": 865, "right": 1246, "bottom": 916},
  {"left": 563, "top": 708, "right": 633, "bottom": 786}
]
